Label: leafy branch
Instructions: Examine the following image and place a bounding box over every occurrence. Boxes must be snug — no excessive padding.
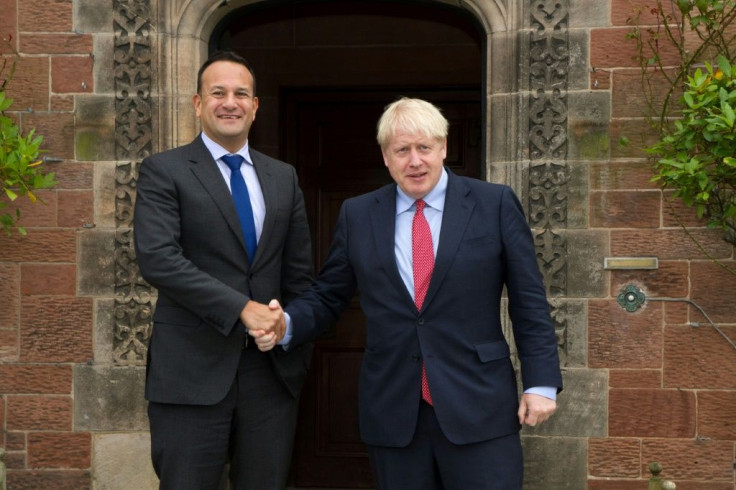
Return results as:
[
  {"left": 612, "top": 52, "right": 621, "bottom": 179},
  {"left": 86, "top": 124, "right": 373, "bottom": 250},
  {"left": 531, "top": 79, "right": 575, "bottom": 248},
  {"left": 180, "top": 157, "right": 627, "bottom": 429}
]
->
[
  {"left": 0, "top": 35, "right": 58, "bottom": 235},
  {"left": 628, "top": 0, "right": 736, "bottom": 250}
]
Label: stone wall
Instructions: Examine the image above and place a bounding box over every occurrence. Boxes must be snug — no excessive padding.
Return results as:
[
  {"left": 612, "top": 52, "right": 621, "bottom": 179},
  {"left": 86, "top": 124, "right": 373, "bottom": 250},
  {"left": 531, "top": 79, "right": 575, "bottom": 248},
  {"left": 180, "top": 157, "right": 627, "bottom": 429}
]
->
[{"left": 0, "top": 0, "right": 734, "bottom": 489}]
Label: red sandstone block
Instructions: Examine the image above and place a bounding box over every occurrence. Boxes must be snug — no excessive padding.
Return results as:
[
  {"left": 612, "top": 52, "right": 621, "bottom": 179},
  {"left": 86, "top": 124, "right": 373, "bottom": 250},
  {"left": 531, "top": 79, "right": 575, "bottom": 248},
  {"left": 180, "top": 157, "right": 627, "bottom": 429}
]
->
[
  {"left": 611, "top": 229, "right": 733, "bottom": 260},
  {"left": 611, "top": 261, "right": 689, "bottom": 299},
  {"left": 21, "top": 111, "right": 75, "bottom": 160},
  {"left": 588, "top": 480, "right": 647, "bottom": 490},
  {"left": 588, "top": 300, "right": 663, "bottom": 369},
  {"left": 4, "top": 450, "right": 26, "bottom": 469},
  {"left": 589, "top": 438, "right": 641, "bottom": 478},
  {"left": 590, "top": 160, "right": 659, "bottom": 191},
  {"left": 610, "top": 118, "right": 660, "bottom": 159},
  {"left": 52, "top": 162, "right": 94, "bottom": 190},
  {"left": 0, "top": 328, "right": 19, "bottom": 361},
  {"left": 611, "top": 69, "right": 680, "bottom": 119},
  {"left": 609, "top": 389, "right": 696, "bottom": 438},
  {"left": 591, "top": 27, "right": 681, "bottom": 69},
  {"left": 18, "top": 0, "right": 73, "bottom": 32},
  {"left": 0, "top": 398, "right": 4, "bottom": 446},
  {"left": 664, "top": 325, "right": 736, "bottom": 389},
  {"left": 57, "top": 190, "right": 93, "bottom": 228},
  {"left": 0, "top": 229, "right": 76, "bottom": 262},
  {"left": 6, "top": 190, "right": 58, "bottom": 228},
  {"left": 20, "top": 296, "right": 93, "bottom": 363},
  {"left": 0, "top": 0, "right": 18, "bottom": 51},
  {"left": 0, "top": 263, "right": 20, "bottom": 327},
  {"left": 21, "top": 263, "right": 76, "bottom": 296},
  {"left": 661, "top": 191, "right": 710, "bottom": 228},
  {"left": 51, "top": 56, "right": 93, "bottom": 94},
  {"left": 20, "top": 34, "right": 92, "bottom": 55},
  {"left": 590, "top": 190, "right": 661, "bottom": 229},
  {"left": 2, "top": 56, "right": 50, "bottom": 112},
  {"left": 641, "top": 438, "right": 733, "bottom": 480},
  {"left": 51, "top": 94, "right": 74, "bottom": 112},
  {"left": 6, "top": 431, "right": 26, "bottom": 450},
  {"left": 6, "top": 469, "right": 91, "bottom": 489},
  {"left": 0, "top": 364, "right": 72, "bottom": 394},
  {"left": 591, "top": 68, "right": 611, "bottom": 90},
  {"left": 609, "top": 369, "right": 661, "bottom": 389},
  {"left": 27, "top": 432, "right": 91, "bottom": 469},
  {"left": 697, "top": 391, "right": 736, "bottom": 440},
  {"left": 6, "top": 395, "right": 71, "bottom": 431},
  {"left": 611, "top": 0, "right": 681, "bottom": 27},
  {"left": 663, "top": 301, "right": 688, "bottom": 324},
  {"left": 690, "top": 261, "right": 736, "bottom": 324}
]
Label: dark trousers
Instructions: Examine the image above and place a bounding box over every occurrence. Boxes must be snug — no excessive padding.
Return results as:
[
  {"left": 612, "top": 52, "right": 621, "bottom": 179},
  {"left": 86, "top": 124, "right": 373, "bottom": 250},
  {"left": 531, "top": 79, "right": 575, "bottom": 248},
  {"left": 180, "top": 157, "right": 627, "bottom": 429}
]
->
[
  {"left": 367, "top": 401, "right": 523, "bottom": 490},
  {"left": 148, "top": 346, "right": 299, "bottom": 490}
]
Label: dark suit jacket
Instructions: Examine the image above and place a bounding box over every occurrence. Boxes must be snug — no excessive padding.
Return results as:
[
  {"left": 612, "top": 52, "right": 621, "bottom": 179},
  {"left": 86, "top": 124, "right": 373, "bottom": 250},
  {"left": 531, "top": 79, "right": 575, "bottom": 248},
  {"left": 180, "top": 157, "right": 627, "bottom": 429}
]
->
[
  {"left": 134, "top": 135, "right": 314, "bottom": 404},
  {"left": 286, "top": 169, "right": 562, "bottom": 447}
]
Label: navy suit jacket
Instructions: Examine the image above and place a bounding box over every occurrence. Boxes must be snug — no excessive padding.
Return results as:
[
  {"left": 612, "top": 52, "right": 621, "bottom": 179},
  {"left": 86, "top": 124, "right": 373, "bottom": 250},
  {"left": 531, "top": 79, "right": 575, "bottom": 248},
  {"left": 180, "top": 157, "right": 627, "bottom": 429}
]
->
[
  {"left": 134, "top": 136, "right": 314, "bottom": 405},
  {"left": 286, "top": 169, "right": 562, "bottom": 447}
]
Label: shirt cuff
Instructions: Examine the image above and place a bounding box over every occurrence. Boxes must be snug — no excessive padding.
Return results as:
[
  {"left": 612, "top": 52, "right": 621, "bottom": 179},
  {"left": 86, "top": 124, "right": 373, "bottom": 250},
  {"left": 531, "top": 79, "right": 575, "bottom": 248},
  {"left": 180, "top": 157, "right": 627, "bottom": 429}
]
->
[
  {"left": 278, "top": 312, "right": 293, "bottom": 349},
  {"left": 523, "top": 386, "right": 557, "bottom": 401}
]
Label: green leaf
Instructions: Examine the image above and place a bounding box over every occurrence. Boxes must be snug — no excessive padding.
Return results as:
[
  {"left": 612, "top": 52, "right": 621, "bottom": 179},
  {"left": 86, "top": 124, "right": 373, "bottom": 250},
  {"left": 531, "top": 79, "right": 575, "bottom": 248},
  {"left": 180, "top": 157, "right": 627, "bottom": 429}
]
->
[
  {"left": 717, "top": 55, "right": 732, "bottom": 79},
  {"left": 683, "top": 91, "right": 695, "bottom": 108}
]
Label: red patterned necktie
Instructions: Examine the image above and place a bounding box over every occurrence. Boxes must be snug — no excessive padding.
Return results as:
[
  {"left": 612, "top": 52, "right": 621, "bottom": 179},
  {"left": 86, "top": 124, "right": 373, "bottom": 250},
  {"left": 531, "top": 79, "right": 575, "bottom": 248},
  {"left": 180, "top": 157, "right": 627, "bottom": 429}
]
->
[{"left": 412, "top": 200, "right": 434, "bottom": 405}]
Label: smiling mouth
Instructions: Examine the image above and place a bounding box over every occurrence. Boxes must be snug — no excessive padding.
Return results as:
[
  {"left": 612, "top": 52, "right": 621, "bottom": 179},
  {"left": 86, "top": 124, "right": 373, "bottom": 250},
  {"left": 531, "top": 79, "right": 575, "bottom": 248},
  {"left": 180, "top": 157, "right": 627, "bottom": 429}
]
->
[{"left": 218, "top": 114, "right": 241, "bottom": 120}]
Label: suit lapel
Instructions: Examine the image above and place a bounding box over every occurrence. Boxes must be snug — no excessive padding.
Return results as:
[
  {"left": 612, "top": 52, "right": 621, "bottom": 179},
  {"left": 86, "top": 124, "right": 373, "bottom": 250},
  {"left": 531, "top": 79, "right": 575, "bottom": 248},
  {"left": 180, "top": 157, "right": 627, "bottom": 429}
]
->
[
  {"left": 423, "top": 171, "right": 474, "bottom": 309},
  {"left": 187, "top": 136, "right": 250, "bottom": 256},
  {"left": 370, "top": 185, "right": 415, "bottom": 306},
  {"left": 251, "top": 149, "right": 277, "bottom": 266}
]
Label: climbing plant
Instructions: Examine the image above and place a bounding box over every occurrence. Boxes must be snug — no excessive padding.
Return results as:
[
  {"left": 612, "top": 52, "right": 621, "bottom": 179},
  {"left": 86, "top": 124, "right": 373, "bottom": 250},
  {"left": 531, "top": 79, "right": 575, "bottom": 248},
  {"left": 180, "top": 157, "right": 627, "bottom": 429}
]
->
[
  {"left": 628, "top": 0, "right": 736, "bottom": 247},
  {"left": 0, "top": 37, "right": 58, "bottom": 235}
]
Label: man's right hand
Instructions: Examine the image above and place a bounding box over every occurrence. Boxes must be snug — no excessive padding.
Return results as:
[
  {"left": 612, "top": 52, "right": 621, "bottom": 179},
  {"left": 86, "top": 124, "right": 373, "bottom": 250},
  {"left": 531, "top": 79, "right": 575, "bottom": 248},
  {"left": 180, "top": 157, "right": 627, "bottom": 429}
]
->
[{"left": 240, "top": 299, "right": 285, "bottom": 342}]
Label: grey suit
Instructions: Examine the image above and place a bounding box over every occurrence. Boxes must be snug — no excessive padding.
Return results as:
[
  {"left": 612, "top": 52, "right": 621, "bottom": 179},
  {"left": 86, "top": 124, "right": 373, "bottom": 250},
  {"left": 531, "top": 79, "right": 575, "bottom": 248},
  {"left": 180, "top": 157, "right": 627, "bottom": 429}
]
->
[{"left": 134, "top": 135, "right": 313, "bottom": 489}]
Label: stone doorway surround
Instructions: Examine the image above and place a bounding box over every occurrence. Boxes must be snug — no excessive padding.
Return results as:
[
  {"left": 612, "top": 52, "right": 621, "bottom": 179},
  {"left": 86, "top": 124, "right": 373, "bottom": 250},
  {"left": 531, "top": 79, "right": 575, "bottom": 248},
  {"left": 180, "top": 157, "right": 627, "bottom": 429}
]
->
[{"left": 74, "top": 0, "right": 606, "bottom": 488}]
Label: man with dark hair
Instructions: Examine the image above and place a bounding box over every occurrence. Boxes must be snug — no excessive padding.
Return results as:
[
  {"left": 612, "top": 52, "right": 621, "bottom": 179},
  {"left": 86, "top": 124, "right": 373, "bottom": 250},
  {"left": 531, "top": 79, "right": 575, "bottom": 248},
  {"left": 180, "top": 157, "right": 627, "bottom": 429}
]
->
[{"left": 134, "top": 51, "right": 313, "bottom": 489}]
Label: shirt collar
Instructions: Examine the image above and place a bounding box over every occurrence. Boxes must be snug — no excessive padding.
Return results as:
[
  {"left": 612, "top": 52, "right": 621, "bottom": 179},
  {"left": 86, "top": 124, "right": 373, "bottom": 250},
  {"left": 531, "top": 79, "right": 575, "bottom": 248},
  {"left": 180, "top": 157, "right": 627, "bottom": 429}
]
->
[
  {"left": 200, "top": 131, "right": 253, "bottom": 166},
  {"left": 395, "top": 167, "right": 447, "bottom": 215}
]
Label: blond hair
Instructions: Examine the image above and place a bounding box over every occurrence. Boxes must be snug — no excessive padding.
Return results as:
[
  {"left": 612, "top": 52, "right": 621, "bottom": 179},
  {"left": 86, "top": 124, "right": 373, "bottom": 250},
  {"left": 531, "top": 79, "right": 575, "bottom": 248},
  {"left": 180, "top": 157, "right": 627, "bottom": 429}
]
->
[{"left": 376, "top": 98, "right": 448, "bottom": 149}]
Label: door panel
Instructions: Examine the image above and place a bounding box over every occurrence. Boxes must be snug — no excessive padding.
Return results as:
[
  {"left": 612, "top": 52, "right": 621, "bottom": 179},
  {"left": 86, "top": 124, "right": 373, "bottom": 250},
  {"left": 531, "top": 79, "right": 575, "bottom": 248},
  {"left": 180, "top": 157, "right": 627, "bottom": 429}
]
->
[{"left": 286, "top": 89, "right": 481, "bottom": 488}]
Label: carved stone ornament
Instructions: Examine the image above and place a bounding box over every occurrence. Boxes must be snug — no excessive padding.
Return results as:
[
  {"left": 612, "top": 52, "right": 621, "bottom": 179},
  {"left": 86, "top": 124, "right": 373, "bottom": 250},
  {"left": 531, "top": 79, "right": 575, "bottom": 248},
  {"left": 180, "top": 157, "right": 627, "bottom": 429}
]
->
[
  {"left": 529, "top": 0, "right": 570, "bottom": 358},
  {"left": 113, "top": 0, "right": 154, "bottom": 365}
]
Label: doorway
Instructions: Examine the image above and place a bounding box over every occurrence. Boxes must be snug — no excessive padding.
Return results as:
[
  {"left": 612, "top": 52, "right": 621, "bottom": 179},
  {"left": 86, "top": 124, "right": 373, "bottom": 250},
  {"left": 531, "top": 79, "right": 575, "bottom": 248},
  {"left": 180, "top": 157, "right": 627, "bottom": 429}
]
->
[{"left": 211, "top": 2, "right": 484, "bottom": 487}]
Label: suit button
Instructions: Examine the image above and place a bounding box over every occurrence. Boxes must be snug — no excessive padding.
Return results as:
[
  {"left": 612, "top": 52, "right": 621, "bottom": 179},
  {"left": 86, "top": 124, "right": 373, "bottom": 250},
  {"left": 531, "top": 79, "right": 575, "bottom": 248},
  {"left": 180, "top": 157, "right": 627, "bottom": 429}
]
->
[
  {"left": 417, "top": 318, "right": 425, "bottom": 325},
  {"left": 411, "top": 355, "right": 421, "bottom": 362}
]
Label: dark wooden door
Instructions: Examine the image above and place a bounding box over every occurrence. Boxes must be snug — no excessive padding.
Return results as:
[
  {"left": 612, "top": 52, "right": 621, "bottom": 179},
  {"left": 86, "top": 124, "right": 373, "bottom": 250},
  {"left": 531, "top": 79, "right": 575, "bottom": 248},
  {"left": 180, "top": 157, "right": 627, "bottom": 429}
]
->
[{"left": 285, "top": 88, "right": 482, "bottom": 488}]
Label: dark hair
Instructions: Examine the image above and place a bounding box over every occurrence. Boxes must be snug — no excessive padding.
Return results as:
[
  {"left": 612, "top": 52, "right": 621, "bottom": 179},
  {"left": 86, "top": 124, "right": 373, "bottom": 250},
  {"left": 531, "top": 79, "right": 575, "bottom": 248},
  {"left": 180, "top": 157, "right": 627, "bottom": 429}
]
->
[{"left": 196, "top": 51, "right": 257, "bottom": 95}]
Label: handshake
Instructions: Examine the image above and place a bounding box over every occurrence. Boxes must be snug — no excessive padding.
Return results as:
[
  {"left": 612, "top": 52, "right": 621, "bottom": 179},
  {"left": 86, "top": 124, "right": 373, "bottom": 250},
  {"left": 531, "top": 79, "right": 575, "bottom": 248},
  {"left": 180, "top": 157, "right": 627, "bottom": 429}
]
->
[{"left": 240, "top": 299, "right": 285, "bottom": 352}]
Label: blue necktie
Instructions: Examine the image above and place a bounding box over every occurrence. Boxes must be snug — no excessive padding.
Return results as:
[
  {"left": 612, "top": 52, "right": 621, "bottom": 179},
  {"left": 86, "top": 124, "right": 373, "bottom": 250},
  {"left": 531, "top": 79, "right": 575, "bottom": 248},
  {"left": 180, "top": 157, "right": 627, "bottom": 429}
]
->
[{"left": 221, "top": 154, "right": 258, "bottom": 264}]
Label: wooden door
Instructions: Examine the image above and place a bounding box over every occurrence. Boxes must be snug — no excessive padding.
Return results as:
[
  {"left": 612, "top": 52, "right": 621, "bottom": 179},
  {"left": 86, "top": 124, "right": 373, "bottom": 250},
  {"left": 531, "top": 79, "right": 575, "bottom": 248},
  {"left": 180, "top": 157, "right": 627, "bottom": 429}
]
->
[{"left": 285, "top": 89, "right": 482, "bottom": 488}]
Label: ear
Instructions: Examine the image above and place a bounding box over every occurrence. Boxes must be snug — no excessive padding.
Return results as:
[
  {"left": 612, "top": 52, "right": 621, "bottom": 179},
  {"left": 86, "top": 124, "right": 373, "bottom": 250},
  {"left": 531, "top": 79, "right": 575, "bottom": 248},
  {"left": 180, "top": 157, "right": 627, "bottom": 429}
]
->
[
  {"left": 441, "top": 139, "right": 447, "bottom": 160},
  {"left": 193, "top": 93, "right": 202, "bottom": 118},
  {"left": 252, "top": 96, "right": 259, "bottom": 120}
]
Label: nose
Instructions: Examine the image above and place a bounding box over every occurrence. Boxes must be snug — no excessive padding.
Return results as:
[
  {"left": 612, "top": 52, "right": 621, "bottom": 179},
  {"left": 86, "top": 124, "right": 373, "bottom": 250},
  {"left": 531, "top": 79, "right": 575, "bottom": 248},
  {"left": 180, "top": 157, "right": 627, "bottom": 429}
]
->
[
  {"left": 222, "top": 92, "right": 238, "bottom": 108},
  {"left": 409, "top": 148, "right": 422, "bottom": 166}
]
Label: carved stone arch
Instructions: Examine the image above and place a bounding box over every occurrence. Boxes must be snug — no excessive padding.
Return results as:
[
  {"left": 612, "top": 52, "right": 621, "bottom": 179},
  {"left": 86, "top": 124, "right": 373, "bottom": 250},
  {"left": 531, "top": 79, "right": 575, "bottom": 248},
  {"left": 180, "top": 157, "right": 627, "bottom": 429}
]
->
[
  {"left": 153, "top": 0, "right": 509, "bottom": 152},
  {"left": 115, "top": 0, "right": 570, "bottom": 365}
]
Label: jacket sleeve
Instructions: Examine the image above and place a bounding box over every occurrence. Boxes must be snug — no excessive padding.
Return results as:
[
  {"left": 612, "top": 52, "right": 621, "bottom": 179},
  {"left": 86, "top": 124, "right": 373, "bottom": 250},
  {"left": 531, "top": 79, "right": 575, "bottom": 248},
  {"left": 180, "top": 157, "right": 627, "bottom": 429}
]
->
[
  {"left": 499, "top": 186, "right": 563, "bottom": 393},
  {"left": 285, "top": 201, "right": 358, "bottom": 347}
]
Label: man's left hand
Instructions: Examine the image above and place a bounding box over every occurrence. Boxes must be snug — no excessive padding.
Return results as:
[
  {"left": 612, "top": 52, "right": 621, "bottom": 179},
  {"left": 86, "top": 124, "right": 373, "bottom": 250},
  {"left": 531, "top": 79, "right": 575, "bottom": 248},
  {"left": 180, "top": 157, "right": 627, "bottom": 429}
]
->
[{"left": 518, "top": 393, "right": 556, "bottom": 427}]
